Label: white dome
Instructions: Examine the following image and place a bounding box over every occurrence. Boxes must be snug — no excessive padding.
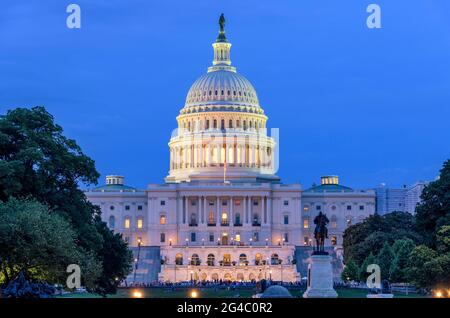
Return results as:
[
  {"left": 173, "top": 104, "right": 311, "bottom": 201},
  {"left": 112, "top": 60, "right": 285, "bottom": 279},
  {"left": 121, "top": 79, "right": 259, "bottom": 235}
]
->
[{"left": 183, "top": 69, "right": 260, "bottom": 111}]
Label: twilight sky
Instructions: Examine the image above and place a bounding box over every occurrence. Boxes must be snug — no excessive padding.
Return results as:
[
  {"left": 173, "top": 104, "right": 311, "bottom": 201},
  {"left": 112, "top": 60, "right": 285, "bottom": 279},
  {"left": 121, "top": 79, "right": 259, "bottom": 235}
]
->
[{"left": 1, "top": 0, "right": 449, "bottom": 189}]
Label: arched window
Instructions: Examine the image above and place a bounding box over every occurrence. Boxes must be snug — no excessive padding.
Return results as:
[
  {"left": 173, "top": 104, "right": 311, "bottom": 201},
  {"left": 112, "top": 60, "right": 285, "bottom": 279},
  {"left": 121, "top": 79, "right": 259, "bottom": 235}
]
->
[
  {"left": 175, "top": 253, "right": 183, "bottom": 265},
  {"left": 229, "top": 119, "right": 233, "bottom": 128},
  {"left": 160, "top": 214, "right": 166, "bottom": 225},
  {"left": 207, "top": 254, "right": 215, "bottom": 266},
  {"left": 239, "top": 254, "right": 247, "bottom": 265},
  {"left": 108, "top": 215, "right": 115, "bottom": 229},
  {"left": 271, "top": 253, "right": 279, "bottom": 265},
  {"left": 191, "top": 254, "right": 200, "bottom": 266},
  {"left": 255, "top": 253, "right": 262, "bottom": 265}
]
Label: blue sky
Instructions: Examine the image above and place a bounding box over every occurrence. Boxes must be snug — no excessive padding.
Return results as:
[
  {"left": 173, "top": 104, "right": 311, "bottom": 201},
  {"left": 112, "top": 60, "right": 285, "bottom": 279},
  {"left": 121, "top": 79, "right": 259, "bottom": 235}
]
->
[{"left": 1, "top": 0, "right": 449, "bottom": 189}]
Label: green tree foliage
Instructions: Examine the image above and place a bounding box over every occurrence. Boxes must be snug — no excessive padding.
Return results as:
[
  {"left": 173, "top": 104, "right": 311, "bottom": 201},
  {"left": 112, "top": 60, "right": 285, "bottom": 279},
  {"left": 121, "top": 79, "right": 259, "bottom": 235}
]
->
[
  {"left": 436, "top": 225, "right": 450, "bottom": 254},
  {"left": 343, "top": 212, "right": 420, "bottom": 266},
  {"left": 341, "top": 259, "right": 359, "bottom": 282},
  {"left": 406, "top": 245, "right": 443, "bottom": 288},
  {"left": 0, "top": 198, "right": 101, "bottom": 287},
  {"left": 359, "top": 253, "right": 376, "bottom": 282},
  {"left": 376, "top": 242, "right": 394, "bottom": 280},
  {"left": 389, "top": 239, "right": 416, "bottom": 283},
  {"left": 415, "top": 160, "right": 450, "bottom": 248},
  {"left": 0, "top": 107, "right": 131, "bottom": 294}
]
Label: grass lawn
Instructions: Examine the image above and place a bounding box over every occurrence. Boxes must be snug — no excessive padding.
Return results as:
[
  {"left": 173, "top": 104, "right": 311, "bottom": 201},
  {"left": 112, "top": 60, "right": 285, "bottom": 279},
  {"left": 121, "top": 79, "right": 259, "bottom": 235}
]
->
[{"left": 57, "top": 287, "right": 428, "bottom": 298}]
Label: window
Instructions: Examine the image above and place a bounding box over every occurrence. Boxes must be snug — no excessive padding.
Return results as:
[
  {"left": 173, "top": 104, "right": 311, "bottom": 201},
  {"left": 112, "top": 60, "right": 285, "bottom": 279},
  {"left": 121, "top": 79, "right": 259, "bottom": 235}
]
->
[
  {"left": 235, "top": 234, "right": 241, "bottom": 242},
  {"left": 108, "top": 215, "right": 115, "bottom": 229},
  {"left": 209, "top": 201, "right": 214, "bottom": 206},
  {"left": 331, "top": 215, "right": 337, "bottom": 228},
  {"left": 253, "top": 232, "right": 259, "bottom": 242},
  {"left": 234, "top": 199, "right": 241, "bottom": 206},
  {"left": 124, "top": 236, "right": 130, "bottom": 243},
  {"left": 110, "top": 205, "right": 114, "bottom": 210},
  {"left": 222, "top": 200, "right": 227, "bottom": 206},
  {"left": 160, "top": 233, "right": 166, "bottom": 243},
  {"left": 124, "top": 217, "right": 130, "bottom": 229},
  {"left": 191, "top": 232, "right": 196, "bottom": 242},
  {"left": 283, "top": 215, "right": 289, "bottom": 225},
  {"left": 253, "top": 200, "right": 259, "bottom": 206},
  {"left": 160, "top": 200, "right": 165, "bottom": 206},
  {"left": 271, "top": 254, "right": 279, "bottom": 265},
  {"left": 331, "top": 205, "right": 336, "bottom": 211},
  {"left": 137, "top": 217, "right": 143, "bottom": 229},
  {"left": 303, "top": 218, "right": 309, "bottom": 229},
  {"left": 316, "top": 205, "right": 321, "bottom": 211},
  {"left": 191, "top": 201, "right": 196, "bottom": 206},
  {"left": 175, "top": 253, "right": 183, "bottom": 265},
  {"left": 160, "top": 214, "right": 166, "bottom": 225},
  {"left": 303, "top": 205, "right": 310, "bottom": 212},
  {"left": 125, "top": 205, "right": 130, "bottom": 211},
  {"left": 239, "top": 254, "right": 247, "bottom": 265},
  {"left": 191, "top": 254, "right": 200, "bottom": 266},
  {"left": 208, "top": 211, "right": 215, "bottom": 225},
  {"left": 221, "top": 212, "right": 228, "bottom": 225},
  {"left": 359, "top": 205, "right": 365, "bottom": 210},
  {"left": 137, "top": 205, "right": 143, "bottom": 211},
  {"left": 209, "top": 233, "right": 214, "bottom": 242},
  {"left": 190, "top": 213, "right": 197, "bottom": 226},
  {"left": 235, "top": 213, "right": 241, "bottom": 225},
  {"left": 284, "top": 233, "right": 289, "bottom": 242},
  {"left": 283, "top": 200, "right": 289, "bottom": 206},
  {"left": 347, "top": 205, "right": 352, "bottom": 210},
  {"left": 207, "top": 254, "right": 215, "bottom": 266}
]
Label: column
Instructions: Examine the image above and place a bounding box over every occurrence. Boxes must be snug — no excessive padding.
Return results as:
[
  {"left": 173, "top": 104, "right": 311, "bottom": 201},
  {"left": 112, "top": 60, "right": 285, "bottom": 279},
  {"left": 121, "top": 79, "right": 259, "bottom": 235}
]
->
[
  {"left": 197, "top": 196, "right": 200, "bottom": 224},
  {"left": 244, "top": 196, "right": 247, "bottom": 223},
  {"left": 207, "top": 144, "right": 211, "bottom": 166},
  {"left": 202, "top": 196, "right": 206, "bottom": 224},
  {"left": 248, "top": 196, "right": 252, "bottom": 224},
  {"left": 230, "top": 197, "right": 234, "bottom": 225},
  {"left": 182, "top": 196, "right": 186, "bottom": 224},
  {"left": 216, "top": 197, "right": 220, "bottom": 225},
  {"left": 262, "top": 196, "right": 266, "bottom": 224},
  {"left": 183, "top": 196, "right": 189, "bottom": 224},
  {"left": 267, "top": 197, "right": 272, "bottom": 225}
]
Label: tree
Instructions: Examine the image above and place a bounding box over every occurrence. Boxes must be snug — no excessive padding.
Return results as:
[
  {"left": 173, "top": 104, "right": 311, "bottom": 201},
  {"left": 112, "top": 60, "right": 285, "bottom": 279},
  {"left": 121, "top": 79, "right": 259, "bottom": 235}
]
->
[
  {"left": 376, "top": 242, "right": 394, "bottom": 280},
  {"left": 359, "top": 253, "right": 376, "bottom": 282},
  {"left": 93, "top": 218, "right": 132, "bottom": 295},
  {"left": 389, "top": 239, "right": 415, "bottom": 283},
  {"left": 343, "top": 212, "right": 420, "bottom": 266},
  {"left": 341, "top": 259, "right": 359, "bottom": 282},
  {"left": 0, "top": 107, "right": 132, "bottom": 292},
  {"left": 406, "top": 245, "right": 443, "bottom": 289},
  {"left": 436, "top": 225, "right": 450, "bottom": 254},
  {"left": 0, "top": 198, "right": 101, "bottom": 287},
  {"left": 415, "top": 160, "right": 450, "bottom": 248}
]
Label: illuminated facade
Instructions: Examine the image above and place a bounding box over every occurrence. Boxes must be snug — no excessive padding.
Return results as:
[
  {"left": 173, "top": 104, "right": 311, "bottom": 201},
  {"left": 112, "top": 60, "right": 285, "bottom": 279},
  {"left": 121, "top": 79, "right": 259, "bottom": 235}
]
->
[{"left": 85, "top": 18, "right": 375, "bottom": 283}]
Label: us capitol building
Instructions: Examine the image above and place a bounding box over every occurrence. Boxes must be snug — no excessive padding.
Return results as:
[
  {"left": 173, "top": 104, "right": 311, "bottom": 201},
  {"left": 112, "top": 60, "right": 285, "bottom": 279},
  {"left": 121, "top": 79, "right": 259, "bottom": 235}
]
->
[{"left": 85, "top": 16, "right": 376, "bottom": 283}]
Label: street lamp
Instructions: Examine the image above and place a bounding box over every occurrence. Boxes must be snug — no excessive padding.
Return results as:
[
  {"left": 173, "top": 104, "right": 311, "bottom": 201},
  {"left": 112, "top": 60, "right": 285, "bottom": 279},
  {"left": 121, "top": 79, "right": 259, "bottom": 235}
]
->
[
  {"left": 169, "top": 239, "right": 172, "bottom": 246},
  {"left": 190, "top": 270, "right": 194, "bottom": 282},
  {"left": 265, "top": 238, "right": 268, "bottom": 246},
  {"left": 133, "top": 238, "right": 142, "bottom": 285},
  {"left": 269, "top": 270, "right": 272, "bottom": 281},
  {"left": 185, "top": 238, "right": 189, "bottom": 246}
]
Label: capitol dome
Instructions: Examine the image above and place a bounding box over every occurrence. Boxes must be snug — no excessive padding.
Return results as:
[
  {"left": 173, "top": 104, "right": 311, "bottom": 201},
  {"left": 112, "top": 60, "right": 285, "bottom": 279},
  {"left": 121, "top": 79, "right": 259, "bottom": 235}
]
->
[
  {"left": 166, "top": 14, "right": 278, "bottom": 184},
  {"left": 181, "top": 16, "right": 262, "bottom": 115}
]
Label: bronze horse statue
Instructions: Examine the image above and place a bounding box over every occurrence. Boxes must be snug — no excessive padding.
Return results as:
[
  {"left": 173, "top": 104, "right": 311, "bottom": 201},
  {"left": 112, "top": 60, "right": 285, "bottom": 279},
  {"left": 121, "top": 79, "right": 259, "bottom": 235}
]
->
[{"left": 313, "top": 212, "right": 329, "bottom": 253}]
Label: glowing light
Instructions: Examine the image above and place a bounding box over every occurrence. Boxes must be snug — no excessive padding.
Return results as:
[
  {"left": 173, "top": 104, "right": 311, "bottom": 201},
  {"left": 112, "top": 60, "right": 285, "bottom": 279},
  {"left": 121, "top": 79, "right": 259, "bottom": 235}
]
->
[
  {"left": 190, "top": 290, "right": 199, "bottom": 298},
  {"left": 132, "top": 290, "right": 143, "bottom": 298},
  {"left": 435, "top": 290, "right": 443, "bottom": 298}
]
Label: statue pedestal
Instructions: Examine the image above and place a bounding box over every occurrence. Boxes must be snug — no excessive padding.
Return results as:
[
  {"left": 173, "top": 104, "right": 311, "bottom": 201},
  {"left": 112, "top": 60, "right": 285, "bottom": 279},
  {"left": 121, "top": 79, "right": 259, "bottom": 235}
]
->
[{"left": 303, "top": 254, "right": 338, "bottom": 298}]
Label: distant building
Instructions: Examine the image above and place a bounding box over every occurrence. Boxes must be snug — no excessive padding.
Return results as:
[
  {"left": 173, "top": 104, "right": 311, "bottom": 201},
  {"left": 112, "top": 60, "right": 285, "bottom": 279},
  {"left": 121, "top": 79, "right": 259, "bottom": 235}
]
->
[{"left": 375, "top": 181, "right": 428, "bottom": 215}]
